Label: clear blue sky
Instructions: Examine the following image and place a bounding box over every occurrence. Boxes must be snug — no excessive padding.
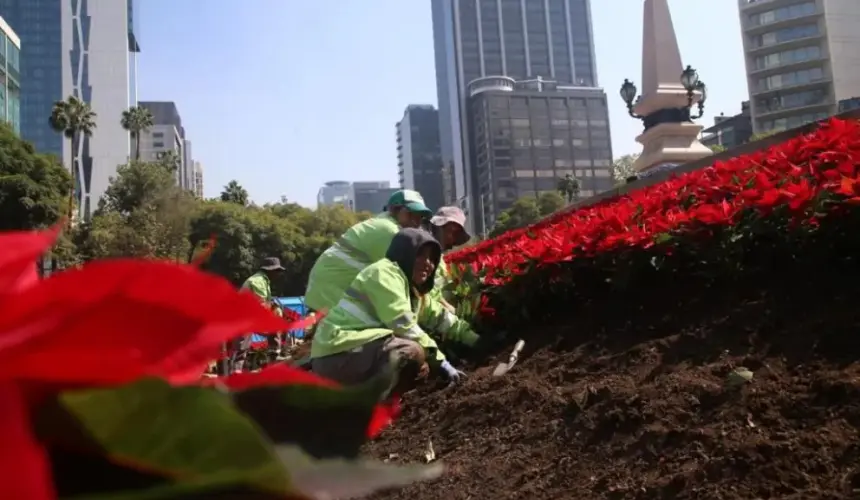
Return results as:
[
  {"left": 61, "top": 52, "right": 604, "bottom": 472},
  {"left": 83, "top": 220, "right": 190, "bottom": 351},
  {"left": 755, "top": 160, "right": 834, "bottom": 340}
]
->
[{"left": 136, "top": 0, "right": 748, "bottom": 207}]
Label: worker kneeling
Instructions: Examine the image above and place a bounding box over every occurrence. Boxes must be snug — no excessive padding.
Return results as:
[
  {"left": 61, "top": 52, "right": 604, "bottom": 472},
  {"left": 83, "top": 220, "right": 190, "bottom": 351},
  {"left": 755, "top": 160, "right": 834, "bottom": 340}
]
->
[{"left": 310, "top": 227, "right": 478, "bottom": 386}]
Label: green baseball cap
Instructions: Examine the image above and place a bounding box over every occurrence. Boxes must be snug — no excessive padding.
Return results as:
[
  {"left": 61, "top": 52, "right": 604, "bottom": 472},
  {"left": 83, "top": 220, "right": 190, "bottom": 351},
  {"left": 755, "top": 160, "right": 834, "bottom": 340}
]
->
[{"left": 385, "top": 189, "right": 432, "bottom": 217}]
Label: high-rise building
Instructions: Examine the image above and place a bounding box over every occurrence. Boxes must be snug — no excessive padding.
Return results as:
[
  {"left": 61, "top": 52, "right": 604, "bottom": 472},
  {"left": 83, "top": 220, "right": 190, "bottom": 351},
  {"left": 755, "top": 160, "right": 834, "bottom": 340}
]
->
[
  {"left": 0, "top": 0, "right": 140, "bottom": 217},
  {"left": 138, "top": 101, "right": 190, "bottom": 188},
  {"left": 432, "top": 0, "right": 599, "bottom": 227},
  {"left": 351, "top": 181, "right": 397, "bottom": 214},
  {"left": 396, "top": 105, "right": 445, "bottom": 212},
  {"left": 192, "top": 161, "right": 203, "bottom": 198},
  {"left": 317, "top": 180, "right": 352, "bottom": 210},
  {"left": 739, "top": 0, "right": 860, "bottom": 134},
  {"left": 468, "top": 76, "right": 611, "bottom": 233},
  {"left": 0, "top": 16, "right": 21, "bottom": 134},
  {"left": 183, "top": 138, "right": 194, "bottom": 190}
]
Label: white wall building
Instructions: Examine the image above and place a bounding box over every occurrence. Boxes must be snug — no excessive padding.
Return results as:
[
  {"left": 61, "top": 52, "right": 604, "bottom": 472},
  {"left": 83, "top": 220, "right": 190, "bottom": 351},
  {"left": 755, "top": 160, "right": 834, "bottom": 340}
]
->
[{"left": 739, "top": 0, "right": 860, "bottom": 133}]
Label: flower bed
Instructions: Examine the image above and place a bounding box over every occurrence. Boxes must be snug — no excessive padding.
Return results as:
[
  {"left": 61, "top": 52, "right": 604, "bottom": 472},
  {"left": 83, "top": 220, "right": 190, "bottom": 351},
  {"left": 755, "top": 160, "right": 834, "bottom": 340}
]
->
[
  {"left": 366, "top": 119, "right": 860, "bottom": 499},
  {"left": 446, "top": 118, "right": 860, "bottom": 325}
]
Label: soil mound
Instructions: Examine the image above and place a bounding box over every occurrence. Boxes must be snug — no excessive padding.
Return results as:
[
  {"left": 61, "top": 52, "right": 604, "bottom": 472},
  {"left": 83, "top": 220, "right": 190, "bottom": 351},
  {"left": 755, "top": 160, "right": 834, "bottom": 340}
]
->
[{"left": 366, "top": 265, "right": 860, "bottom": 499}]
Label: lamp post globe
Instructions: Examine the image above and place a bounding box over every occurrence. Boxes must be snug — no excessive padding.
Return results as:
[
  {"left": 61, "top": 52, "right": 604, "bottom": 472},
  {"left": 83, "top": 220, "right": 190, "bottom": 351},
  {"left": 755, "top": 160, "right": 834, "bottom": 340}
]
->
[
  {"left": 620, "top": 79, "right": 637, "bottom": 104},
  {"left": 680, "top": 65, "right": 699, "bottom": 91},
  {"left": 696, "top": 81, "right": 707, "bottom": 103}
]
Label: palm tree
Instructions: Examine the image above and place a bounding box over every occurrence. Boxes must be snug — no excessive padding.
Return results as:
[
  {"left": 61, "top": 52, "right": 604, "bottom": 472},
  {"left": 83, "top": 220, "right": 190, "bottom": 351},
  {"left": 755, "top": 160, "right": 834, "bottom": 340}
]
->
[
  {"left": 121, "top": 106, "right": 154, "bottom": 160},
  {"left": 220, "top": 180, "right": 249, "bottom": 206},
  {"left": 49, "top": 95, "right": 97, "bottom": 222},
  {"left": 557, "top": 173, "right": 580, "bottom": 204}
]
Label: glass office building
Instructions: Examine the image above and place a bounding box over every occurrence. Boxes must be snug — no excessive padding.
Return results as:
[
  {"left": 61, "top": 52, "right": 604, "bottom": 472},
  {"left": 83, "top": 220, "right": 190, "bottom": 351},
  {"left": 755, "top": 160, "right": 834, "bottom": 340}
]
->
[
  {"left": 0, "top": 0, "right": 140, "bottom": 218},
  {"left": 432, "top": 0, "right": 600, "bottom": 228},
  {"left": 0, "top": 16, "right": 20, "bottom": 134}
]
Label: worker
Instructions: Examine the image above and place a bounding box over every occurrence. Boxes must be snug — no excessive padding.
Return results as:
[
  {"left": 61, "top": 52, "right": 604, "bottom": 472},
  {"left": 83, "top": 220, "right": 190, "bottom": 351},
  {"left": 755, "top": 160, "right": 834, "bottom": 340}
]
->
[
  {"left": 427, "top": 206, "right": 471, "bottom": 310},
  {"left": 233, "top": 257, "right": 285, "bottom": 372},
  {"left": 309, "top": 228, "right": 481, "bottom": 387},
  {"left": 304, "top": 189, "right": 433, "bottom": 316}
]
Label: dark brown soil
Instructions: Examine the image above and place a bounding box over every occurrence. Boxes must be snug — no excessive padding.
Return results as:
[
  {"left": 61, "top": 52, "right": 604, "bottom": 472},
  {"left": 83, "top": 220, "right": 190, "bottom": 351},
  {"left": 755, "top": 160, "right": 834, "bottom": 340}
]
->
[{"left": 366, "top": 266, "right": 860, "bottom": 499}]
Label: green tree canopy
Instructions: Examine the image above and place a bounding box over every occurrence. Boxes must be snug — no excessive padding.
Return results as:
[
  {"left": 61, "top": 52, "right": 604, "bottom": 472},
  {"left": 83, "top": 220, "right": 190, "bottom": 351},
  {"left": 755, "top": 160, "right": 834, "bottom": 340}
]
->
[
  {"left": 0, "top": 123, "right": 72, "bottom": 231},
  {"left": 612, "top": 154, "right": 638, "bottom": 184},
  {"left": 489, "top": 192, "right": 564, "bottom": 237},
  {"left": 76, "top": 160, "right": 194, "bottom": 261},
  {"left": 220, "top": 180, "right": 249, "bottom": 206}
]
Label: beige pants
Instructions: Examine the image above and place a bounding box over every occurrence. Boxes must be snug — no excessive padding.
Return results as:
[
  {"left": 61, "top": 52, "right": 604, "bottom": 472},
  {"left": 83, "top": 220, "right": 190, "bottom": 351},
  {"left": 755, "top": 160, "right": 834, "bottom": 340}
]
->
[{"left": 311, "top": 336, "right": 424, "bottom": 386}]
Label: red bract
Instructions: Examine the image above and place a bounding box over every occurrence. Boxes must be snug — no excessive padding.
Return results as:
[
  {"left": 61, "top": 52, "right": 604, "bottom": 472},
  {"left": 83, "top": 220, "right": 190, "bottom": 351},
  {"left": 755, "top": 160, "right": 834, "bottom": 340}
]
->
[
  {"left": 0, "top": 223, "right": 61, "bottom": 294},
  {"left": 447, "top": 118, "right": 860, "bottom": 295},
  {"left": 0, "top": 259, "right": 304, "bottom": 387},
  {"left": 0, "top": 382, "right": 54, "bottom": 500}
]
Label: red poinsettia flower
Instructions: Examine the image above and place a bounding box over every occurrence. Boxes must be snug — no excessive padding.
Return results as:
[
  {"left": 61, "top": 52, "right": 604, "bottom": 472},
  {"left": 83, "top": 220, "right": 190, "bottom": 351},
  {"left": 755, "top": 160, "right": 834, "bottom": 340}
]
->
[{"left": 0, "top": 223, "right": 62, "bottom": 294}]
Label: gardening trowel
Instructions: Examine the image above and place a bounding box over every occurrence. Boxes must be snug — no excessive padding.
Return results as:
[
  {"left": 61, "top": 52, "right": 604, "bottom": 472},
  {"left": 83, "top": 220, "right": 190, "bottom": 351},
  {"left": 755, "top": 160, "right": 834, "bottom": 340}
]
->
[{"left": 492, "top": 339, "right": 525, "bottom": 376}]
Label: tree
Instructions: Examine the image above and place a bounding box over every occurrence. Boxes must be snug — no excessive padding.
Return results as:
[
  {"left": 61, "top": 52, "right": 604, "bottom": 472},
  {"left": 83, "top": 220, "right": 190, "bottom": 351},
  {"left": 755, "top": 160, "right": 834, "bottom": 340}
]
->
[
  {"left": 556, "top": 173, "right": 581, "bottom": 203},
  {"left": 611, "top": 154, "right": 638, "bottom": 184},
  {"left": 49, "top": 95, "right": 97, "bottom": 221},
  {"left": 76, "top": 160, "right": 194, "bottom": 261},
  {"left": 0, "top": 122, "right": 73, "bottom": 231},
  {"left": 220, "top": 180, "right": 249, "bottom": 206},
  {"left": 121, "top": 106, "right": 154, "bottom": 160},
  {"left": 489, "top": 192, "right": 566, "bottom": 237},
  {"left": 156, "top": 150, "right": 182, "bottom": 172},
  {"left": 536, "top": 191, "right": 565, "bottom": 216},
  {"left": 709, "top": 144, "right": 727, "bottom": 153}
]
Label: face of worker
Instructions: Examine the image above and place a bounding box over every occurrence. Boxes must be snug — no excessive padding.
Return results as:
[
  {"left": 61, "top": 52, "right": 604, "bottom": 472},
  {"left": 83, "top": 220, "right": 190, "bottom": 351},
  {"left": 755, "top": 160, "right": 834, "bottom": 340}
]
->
[
  {"left": 394, "top": 207, "right": 424, "bottom": 229},
  {"left": 440, "top": 222, "right": 465, "bottom": 249},
  {"left": 412, "top": 244, "right": 437, "bottom": 286}
]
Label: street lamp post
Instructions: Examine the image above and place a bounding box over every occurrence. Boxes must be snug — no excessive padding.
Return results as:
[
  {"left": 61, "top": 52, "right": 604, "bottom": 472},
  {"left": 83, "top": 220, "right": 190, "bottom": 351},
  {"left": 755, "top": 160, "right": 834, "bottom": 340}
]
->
[{"left": 620, "top": 65, "right": 707, "bottom": 129}]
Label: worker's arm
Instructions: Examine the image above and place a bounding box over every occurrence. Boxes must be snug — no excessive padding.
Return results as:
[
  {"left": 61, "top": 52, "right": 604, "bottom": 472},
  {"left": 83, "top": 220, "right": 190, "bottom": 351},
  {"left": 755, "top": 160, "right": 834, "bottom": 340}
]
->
[
  {"left": 361, "top": 264, "right": 443, "bottom": 363},
  {"left": 418, "top": 294, "right": 479, "bottom": 364}
]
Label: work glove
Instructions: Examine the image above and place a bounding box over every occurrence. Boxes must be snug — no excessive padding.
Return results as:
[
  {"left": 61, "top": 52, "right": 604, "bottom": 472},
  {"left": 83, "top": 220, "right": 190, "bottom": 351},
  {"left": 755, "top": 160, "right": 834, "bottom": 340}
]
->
[{"left": 440, "top": 360, "right": 466, "bottom": 384}]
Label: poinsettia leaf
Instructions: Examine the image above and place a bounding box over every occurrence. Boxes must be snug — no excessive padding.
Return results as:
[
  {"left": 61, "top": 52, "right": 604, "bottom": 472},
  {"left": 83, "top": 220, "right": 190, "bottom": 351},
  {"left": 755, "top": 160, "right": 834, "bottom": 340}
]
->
[
  {"left": 0, "top": 382, "right": 55, "bottom": 500},
  {"left": 34, "top": 378, "right": 291, "bottom": 497},
  {"left": 277, "top": 445, "right": 444, "bottom": 499},
  {"left": 230, "top": 362, "right": 398, "bottom": 459},
  {"left": 0, "top": 222, "right": 62, "bottom": 294}
]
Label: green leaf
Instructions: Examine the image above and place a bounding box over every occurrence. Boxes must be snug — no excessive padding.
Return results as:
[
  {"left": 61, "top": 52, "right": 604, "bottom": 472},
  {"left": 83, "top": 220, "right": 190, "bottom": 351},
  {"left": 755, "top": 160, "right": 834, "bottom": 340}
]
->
[
  {"left": 35, "top": 378, "right": 290, "bottom": 497},
  {"left": 231, "top": 363, "right": 398, "bottom": 460},
  {"left": 277, "top": 445, "right": 444, "bottom": 499}
]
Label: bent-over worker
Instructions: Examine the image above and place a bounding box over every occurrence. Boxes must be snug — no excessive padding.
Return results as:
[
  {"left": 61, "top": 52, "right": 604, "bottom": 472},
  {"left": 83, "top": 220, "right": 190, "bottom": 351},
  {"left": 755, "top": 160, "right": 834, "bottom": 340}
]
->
[
  {"left": 304, "top": 189, "right": 433, "bottom": 316},
  {"left": 309, "top": 228, "right": 481, "bottom": 386}
]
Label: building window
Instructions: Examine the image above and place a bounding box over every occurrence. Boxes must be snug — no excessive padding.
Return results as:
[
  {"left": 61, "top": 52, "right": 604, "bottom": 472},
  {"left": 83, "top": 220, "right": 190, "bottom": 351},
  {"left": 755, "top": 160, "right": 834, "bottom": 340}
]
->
[
  {"left": 747, "top": 2, "right": 816, "bottom": 27},
  {"left": 756, "top": 67, "right": 823, "bottom": 91},
  {"left": 754, "top": 45, "right": 820, "bottom": 71},
  {"left": 153, "top": 141, "right": 165, "bottom": 148},
  {"left": 749, "top": 24, "right": 819, "bottom": 48}
]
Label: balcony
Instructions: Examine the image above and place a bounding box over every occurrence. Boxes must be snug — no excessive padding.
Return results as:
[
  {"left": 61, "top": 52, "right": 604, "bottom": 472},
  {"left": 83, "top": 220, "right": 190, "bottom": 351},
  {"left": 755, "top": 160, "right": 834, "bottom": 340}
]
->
[
  {"left": 747, "top": 49, "right": 824, "bottom": 77},
  {"left": 754, "top": 95, "right": 832, "bottom": 119},
  {"left": 750, "top": 70, "right": 830, "bottom": 97},
  {"left": 743, "top": 4, "right": 820, "bottom": 35},
  {"left": 740, "top": 0, "right": 783, "bottom": 14},
  {"left": 746, "top": 31, "right": 823, "bottom": 55}
]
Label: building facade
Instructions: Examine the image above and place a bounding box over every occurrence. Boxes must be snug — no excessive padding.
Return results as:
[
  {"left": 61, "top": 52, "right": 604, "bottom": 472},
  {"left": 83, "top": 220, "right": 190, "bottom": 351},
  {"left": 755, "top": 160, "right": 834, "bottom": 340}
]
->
[
  {"left": 317, "top": 180, "right": 352, "bottom": 210},
  {"left": 432, "top": 0, "right": 598, "bottom": 225},
  {"left": 138, "top": 101, "right": 192, "bottom": 189},
  {"left": 351, "top": 181, "right": 396, "bottom": 214},
  {"left": 0, "top": 0, "right": 140, "bottom": 217},
  {"left": 468, "top": 76, "right": 611, "bottom": 233},
  {"left": 739, "top": 0, "right": 860, "bottom": 134},
  {"left": 396, "top": 105, "right": 445, "bottom": 212},
  {"left": 0, "top": 16, "right": 20, "bottom": 134},
  {"left": 192, "top": 161, "right": 203, "bottom": 198},
  {"left": 702, "top": 101, "right": 753, "bottom": 149}
]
